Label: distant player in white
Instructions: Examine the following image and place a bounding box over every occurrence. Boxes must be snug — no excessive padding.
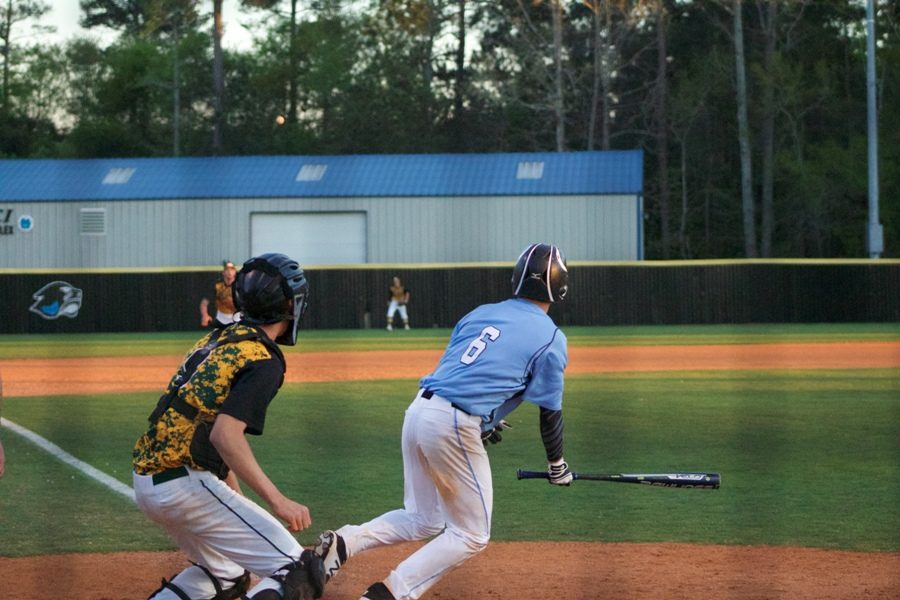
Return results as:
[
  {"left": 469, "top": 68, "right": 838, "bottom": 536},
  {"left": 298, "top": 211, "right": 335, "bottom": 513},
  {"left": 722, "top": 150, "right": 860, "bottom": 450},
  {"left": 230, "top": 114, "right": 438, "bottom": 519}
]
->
[
  {"left": 314, "top": 243, "right": 574, "bottom": 600},
  {"left": 386, "top": 276, "right": 411, "bottom": 330}
]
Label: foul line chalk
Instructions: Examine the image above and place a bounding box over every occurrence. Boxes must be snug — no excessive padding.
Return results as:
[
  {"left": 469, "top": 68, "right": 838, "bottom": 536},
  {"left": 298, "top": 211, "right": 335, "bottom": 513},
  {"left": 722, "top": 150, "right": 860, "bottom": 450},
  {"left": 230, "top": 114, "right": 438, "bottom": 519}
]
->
[{"left": 0, "top": 417, "right": 135, "bottom": 503}]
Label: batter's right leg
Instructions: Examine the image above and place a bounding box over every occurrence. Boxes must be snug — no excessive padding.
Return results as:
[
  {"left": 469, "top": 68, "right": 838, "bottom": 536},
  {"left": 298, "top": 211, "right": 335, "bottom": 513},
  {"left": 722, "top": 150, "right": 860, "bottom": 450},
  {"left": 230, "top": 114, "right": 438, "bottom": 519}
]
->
[
  {"left": 383, "top": 401, "right": 492, "bottom": 600},
  {"left": 336, "top": 397, "right": 444, "bottom": 560},
  {"left": 333, "top": 395, "right": 492, "bottom": 600}
]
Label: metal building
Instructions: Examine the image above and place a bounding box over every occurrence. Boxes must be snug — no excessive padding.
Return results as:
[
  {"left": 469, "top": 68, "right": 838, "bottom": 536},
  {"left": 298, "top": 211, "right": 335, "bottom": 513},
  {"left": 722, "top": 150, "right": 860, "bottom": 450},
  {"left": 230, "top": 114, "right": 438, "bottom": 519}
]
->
[{"left": 0, "top": 151, "right": 643, "bottom": 269}]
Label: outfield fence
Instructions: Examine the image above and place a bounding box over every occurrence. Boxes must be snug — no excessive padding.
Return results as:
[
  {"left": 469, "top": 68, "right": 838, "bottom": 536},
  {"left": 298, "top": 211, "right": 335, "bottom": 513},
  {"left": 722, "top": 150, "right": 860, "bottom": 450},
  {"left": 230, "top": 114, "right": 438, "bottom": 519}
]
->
[{"left": 2, "top": 260, "right": 898, "bottom": 333}]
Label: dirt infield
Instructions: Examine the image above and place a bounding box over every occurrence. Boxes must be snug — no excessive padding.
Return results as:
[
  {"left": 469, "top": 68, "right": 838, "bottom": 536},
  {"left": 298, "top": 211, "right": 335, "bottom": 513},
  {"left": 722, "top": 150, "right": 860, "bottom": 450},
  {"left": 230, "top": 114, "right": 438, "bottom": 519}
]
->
[
  {"left": 2, "top": 341, "right": 899, "bottom": 398},
  {"left": 1, "top": 341, "right": 899, "bottom": 599},
  {"left": 1, "top": 542, "right": 899, "bottom": 600}
]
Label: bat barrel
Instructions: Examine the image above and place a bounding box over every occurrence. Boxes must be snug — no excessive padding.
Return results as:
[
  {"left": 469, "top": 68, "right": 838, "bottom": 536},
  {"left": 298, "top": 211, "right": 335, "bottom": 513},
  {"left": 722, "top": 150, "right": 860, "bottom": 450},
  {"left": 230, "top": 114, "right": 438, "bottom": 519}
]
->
[{"left": 516, "top": 469, "right": 721, "bottom": 489}]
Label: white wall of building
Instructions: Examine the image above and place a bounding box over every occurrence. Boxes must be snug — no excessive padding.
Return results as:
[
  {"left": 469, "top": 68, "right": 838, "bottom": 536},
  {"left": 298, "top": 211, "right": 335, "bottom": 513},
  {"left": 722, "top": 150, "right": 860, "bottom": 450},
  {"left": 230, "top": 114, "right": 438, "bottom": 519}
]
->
[{"left": 2, "top": 194, "right": 641, "bottom": 269}]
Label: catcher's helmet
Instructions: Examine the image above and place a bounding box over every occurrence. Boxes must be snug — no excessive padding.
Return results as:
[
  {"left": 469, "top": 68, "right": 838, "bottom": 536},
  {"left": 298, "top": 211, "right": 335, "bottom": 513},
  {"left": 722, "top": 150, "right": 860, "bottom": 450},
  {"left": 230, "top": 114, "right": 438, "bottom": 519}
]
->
[
  {"left": 233, "top": 253, "right": 309, "bottom": 346},
  {"left": 511, "top": 243, "right": 568, "bottom": 303}
]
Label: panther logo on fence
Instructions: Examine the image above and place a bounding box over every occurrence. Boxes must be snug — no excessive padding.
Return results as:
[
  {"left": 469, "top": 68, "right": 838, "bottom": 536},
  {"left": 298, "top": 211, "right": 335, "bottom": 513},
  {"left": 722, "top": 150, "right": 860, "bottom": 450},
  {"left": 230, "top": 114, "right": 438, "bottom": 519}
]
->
[{"left": 29, "top": 281, "right": 83, "bottom": 320}]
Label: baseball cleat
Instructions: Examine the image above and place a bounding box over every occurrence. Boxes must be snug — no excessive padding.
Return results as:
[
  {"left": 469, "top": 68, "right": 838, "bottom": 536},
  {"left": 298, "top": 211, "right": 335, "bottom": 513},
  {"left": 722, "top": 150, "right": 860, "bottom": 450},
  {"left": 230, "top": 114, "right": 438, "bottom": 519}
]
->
[
  {"left": 360, "top": 582, "right": 396, "bottom": 600},
  {"left": 313, "top": 530, "right": 347, "bottom": 582}
]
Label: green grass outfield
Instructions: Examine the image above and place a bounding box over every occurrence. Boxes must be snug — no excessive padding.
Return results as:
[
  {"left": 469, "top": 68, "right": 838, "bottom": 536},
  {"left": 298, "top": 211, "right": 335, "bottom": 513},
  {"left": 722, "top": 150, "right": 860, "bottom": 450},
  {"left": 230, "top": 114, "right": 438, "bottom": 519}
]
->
[
  {"left": 0, "top": 324, "right": 898, "bottom": 557},
  {"left": 1, "top": 322, "right": 898, "bottom": 359}
]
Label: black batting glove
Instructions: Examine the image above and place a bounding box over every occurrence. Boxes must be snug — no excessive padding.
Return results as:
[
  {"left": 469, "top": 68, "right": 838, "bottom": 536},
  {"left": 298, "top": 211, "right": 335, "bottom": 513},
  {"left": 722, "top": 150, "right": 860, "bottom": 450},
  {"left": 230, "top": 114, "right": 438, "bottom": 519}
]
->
[
  {"left": 481, "top": 420, "right": 512, "bottom": 446},
  {"left": 548, "top": 458, "right": 573, "bottom": 486}
]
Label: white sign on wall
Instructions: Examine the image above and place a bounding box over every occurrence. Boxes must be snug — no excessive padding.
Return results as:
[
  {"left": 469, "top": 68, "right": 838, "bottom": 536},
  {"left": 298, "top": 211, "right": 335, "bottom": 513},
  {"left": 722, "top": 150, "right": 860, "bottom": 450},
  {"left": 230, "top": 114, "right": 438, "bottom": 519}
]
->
[{"left": 250, "top": 212, "right": 368, "bottom": 266}]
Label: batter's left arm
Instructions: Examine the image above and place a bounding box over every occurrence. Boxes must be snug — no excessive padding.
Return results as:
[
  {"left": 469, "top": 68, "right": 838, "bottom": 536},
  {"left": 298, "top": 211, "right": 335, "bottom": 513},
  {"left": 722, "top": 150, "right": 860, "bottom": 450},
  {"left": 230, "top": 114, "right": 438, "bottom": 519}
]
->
[
  {"left": 540, "top": 408, "right": 573, "bottom": 485},
  {"left": 539, "top": 407, "right": 564, "bottom": 462},
  {"left": 531, "top": 330, "right": 571, "bottom": 484}
]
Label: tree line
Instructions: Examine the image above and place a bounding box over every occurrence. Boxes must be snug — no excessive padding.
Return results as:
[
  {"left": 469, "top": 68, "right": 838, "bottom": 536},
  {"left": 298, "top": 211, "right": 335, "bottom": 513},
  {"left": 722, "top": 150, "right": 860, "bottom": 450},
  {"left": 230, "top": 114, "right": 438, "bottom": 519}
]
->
[{"left": 1, "top": 0, "right": 897, "bottom": 258}]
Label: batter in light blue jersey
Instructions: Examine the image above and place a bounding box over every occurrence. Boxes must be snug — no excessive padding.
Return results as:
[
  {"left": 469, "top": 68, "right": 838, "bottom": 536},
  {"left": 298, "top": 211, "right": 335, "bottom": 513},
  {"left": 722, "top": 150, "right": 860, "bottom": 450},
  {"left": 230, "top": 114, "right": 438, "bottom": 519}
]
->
[
  {"left": 313, "top": 243, "right": 575, "bottom": 600},
  {"left": 420, "top": 296, "right": 567, "bottom": 429}
]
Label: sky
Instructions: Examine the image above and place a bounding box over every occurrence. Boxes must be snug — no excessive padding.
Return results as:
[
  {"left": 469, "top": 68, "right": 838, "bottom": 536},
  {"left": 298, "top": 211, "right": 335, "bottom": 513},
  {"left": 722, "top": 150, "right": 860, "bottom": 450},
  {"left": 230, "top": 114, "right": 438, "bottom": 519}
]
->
[{"left": 32, "top": 1, "right": 256, "bottom": 50}]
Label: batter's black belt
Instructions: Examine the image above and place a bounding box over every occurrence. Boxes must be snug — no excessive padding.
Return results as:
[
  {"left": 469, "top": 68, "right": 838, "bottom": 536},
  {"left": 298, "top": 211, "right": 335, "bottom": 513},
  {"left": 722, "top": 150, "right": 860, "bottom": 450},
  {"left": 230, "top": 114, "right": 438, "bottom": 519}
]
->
[
  {"left": 151, "top": 465, "right": 189, "bottom": 485},
  {"left": 421, "top": 389, "right": 475, "bottom": 417}
]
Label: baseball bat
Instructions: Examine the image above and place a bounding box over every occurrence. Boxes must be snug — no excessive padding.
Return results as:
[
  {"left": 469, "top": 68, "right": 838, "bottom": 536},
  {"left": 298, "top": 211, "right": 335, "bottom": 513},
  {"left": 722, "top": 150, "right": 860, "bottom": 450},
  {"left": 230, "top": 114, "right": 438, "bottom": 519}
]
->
[{"left": 516, "top": 469, "right": 721, "bottom": 489}]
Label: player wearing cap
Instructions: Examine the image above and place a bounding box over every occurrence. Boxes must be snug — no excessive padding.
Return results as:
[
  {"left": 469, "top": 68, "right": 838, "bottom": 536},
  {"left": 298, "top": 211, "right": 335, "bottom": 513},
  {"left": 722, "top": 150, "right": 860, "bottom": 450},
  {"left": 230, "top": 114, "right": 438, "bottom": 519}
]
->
[
  {"left": 200, "top": 260, "right": 239, "bottom": 328},
  {"left": 385, "top": 276, "right": 411, "bottom": 331},
  {"left": 313, "top": 243, "right": 573, "bottom": 600}
]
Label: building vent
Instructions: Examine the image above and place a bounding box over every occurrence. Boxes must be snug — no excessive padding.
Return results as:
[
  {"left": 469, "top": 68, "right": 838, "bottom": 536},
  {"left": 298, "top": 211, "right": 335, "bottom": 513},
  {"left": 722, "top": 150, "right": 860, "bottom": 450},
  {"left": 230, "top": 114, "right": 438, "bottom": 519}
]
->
[
  {"left": 80, "top": 208, "right": 107, "bottom": 235},
  {"left": 296, "top": 164, "right": 328, "bottom": 182},
  {"left": 516, "top": 161, "right": 544, "bottom": 180},
  {"left": 102, "top": 167, "right": 136, "bottom": 185}
]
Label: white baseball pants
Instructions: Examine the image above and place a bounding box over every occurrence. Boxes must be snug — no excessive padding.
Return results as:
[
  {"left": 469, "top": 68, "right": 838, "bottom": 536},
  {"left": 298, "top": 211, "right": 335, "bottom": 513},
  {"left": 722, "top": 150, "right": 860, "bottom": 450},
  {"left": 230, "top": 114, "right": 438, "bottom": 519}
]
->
[
  {"left": 133, "top": 468, "right": 302, "bottom": 599},
  {"left": 387, "top": 301, "right": 409, "bottom": 322},
  {"left": 337, "top": 390, "right": 492, "bottom": 600}
]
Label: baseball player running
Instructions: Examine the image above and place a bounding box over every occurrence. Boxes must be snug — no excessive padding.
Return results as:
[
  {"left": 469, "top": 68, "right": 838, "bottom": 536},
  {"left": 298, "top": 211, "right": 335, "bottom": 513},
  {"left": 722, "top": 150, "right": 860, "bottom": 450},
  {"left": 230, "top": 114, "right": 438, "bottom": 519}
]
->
[
  {"left": 313, "top": 243, "right": 574, "bottom": 600},
  {"left": 133, "top": 253, "right": 325, "bottom": 600}
]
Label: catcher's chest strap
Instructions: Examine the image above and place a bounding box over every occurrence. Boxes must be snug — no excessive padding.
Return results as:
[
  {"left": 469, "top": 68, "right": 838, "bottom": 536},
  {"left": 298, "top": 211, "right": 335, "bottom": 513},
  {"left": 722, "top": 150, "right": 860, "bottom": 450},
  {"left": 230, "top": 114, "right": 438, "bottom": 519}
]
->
[
  {"left": 170, "top": 395, "right": 200, "bottom": 420},
  {"left": 152, "top": 326, "right": 269, "bottom": 424},
  {"left": 148, "top": 329, "right": 223, "bottom": 424}
]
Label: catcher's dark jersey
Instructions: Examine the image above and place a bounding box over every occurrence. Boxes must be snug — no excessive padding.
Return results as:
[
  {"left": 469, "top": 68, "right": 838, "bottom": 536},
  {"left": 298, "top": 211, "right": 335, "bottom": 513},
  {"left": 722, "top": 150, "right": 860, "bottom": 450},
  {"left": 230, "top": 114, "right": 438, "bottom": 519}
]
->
[{"left": 133, "top": 323, "right": 285, "bottom": 476}]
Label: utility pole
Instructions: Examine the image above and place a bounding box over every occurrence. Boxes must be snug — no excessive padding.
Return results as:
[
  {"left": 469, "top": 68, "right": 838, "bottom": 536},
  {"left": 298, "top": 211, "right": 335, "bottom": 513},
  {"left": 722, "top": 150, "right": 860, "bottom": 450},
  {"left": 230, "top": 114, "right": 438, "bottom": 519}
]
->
[
  {"left": 212, "top": 0, "right": 224, "bottom": 154},
  {"left": 172, "top": 11, "right": 181, "bottom": 157},
  {"left": 866, "top": 0, "right": 882, "bottom": 258}
]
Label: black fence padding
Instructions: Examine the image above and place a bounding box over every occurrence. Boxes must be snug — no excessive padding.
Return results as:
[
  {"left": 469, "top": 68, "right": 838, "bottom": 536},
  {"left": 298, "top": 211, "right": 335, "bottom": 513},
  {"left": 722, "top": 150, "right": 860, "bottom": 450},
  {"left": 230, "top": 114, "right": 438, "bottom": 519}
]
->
[{"left": 2, "top": 263, "right": 898, "bottom": 334}]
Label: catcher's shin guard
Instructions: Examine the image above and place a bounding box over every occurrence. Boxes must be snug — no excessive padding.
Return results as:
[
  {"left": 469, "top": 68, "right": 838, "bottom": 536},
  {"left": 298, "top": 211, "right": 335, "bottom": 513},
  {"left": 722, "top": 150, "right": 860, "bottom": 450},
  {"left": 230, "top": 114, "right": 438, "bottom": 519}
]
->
[
  {"left": 147, "top": 578, "right": 192, "bottom": 600},
  {"left": 192, "top": 563, "right": 251, "bottom": 600},
  {"left": 148, "top": 565, "right": 250, "bottom": 600}
]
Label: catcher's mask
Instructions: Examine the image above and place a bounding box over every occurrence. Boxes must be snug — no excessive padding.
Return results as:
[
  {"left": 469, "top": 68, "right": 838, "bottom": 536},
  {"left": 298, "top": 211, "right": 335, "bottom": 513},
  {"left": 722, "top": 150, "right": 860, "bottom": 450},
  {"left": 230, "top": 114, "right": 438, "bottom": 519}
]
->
[
  {"left": 511, "top": 243, "right": 568, "bottom": 303},
  {"left": 234, "top": 253, "right": 309, "bottom": 346}
]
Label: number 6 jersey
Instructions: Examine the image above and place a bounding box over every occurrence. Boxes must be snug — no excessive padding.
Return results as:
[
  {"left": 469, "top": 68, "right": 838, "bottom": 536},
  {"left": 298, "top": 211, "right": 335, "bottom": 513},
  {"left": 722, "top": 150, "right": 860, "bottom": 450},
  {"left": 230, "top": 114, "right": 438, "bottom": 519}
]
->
[{"left": 418, "top": 297, "right": 567, "bottom": 427}]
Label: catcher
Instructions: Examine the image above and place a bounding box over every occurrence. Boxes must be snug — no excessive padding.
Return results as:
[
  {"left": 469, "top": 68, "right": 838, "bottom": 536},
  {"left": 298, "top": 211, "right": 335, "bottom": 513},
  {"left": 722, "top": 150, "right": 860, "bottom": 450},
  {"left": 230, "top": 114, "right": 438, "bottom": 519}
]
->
[{"left": 133, "top": 253, "right": 324, "bottom": 600}]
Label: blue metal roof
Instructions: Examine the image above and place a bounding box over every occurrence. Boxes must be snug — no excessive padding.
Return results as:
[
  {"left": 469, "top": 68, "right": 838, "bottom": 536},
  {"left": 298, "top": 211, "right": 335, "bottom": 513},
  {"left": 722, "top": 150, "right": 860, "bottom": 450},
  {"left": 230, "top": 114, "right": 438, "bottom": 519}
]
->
[{"left": 0, "top": 151, "right": 642, "bottom": 201}]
